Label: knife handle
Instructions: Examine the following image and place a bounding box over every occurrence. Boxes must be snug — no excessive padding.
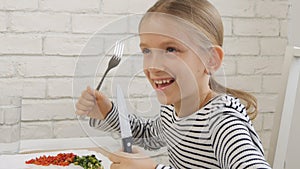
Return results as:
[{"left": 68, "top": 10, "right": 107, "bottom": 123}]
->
[{"left": 122, "top": 136, "right": 133, "bottom": 153}]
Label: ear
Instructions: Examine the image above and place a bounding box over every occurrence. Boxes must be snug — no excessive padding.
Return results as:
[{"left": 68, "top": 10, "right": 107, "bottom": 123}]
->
[{"left": 206, "top": 46, "right": 224, "bottom": 73}]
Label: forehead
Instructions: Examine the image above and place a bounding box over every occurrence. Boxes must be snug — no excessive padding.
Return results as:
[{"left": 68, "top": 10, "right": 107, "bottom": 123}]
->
[
  {"left": 139, "top": 13, "right": 211, "bottom": 49},
  {"left": 139, "top": 33, "right": 182, "bottom": 48},
  {"left": 139, "top": 15, "right": 189, "bottom": 42}
]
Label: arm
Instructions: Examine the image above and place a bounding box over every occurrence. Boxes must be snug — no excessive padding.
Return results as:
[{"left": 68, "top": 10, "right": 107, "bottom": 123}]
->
[
  {"left": 211, "top": 115, "right": 271, "bottom": 169},
  {"left": 90, "top": 102, "right": 167, "bottom": 150},
  {"left": 107, "top": 148, "right": 175, "bottom": 169}
]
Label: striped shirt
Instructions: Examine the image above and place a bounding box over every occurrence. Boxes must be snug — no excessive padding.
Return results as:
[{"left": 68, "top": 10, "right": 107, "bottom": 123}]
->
[{"left": 90, "top": 94, "right": 271, "bottom": 169}]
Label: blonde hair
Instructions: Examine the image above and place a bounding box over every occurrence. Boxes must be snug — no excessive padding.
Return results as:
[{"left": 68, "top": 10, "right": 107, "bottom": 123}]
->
[{"left": 143, "top": 0, "right": 257, "bottom": 119}]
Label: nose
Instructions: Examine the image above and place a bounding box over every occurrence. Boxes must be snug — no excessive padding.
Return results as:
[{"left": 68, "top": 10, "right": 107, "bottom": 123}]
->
[{"left": 143, "top": 49, "right": 166, "bottom": 71}]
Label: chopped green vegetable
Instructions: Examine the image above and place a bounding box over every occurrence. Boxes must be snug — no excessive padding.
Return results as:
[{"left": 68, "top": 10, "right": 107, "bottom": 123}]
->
[{"left": 73, "top": 154, "right": 104, "bottom": 169}]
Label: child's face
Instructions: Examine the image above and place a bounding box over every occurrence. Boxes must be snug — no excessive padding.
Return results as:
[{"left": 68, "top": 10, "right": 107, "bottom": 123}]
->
[{"left": 139, "top": 15, "right": 210, "bottom": 106}]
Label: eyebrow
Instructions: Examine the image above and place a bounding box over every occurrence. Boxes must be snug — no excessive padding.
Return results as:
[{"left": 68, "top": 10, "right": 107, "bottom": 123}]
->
[{"left": 139, "top": 41, "right": 181, "bottom": 48}]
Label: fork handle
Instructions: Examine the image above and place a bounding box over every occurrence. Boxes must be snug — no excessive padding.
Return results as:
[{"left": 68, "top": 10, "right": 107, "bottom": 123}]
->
[{"left": 96, "top": 68, "right": 109, "bottom": 91}]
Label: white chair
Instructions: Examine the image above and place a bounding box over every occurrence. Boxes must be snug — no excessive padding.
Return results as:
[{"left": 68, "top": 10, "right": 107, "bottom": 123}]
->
[{"left": 268, "top": 46, "right": 300, "bottom": 169}]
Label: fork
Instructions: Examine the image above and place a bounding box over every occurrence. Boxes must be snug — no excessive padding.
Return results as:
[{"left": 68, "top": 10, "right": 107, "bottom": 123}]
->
[{"left": 96, "top": 41, "right": 124, "bottom": 91}]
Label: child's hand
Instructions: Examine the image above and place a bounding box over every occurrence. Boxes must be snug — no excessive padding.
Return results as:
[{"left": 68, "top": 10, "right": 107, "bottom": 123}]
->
[
  {"left": 75, "top": 86, "right": 112, "bottom": 120},
  {"left": 108, "top": 147, "right": 157, "bottom": 169}
]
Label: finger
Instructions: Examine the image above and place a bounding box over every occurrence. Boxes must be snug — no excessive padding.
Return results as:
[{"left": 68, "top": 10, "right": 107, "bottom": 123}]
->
[
  {"left": 81, "top": 89, "right": 95, "bottom": 101},
  {"left": 75, "top": 110, "right": 88, "bottom": 116},
  {"left": 78, "top": 97, "right": 95, "bottom": 107},
  {"left": 94, "top": 89, "right": 105, "bottom": 100},
  {"left": 110, "top": 162, "right": 120, "bottom": 169},
  {"left": 76, "top": 102, "right": 93, "bottom": 112},
  {"left": 108, "top": 152, "right": 124, "bottom": 164},
  {"left": 87, "top": 86, "right": 97, "bottom": 97}
]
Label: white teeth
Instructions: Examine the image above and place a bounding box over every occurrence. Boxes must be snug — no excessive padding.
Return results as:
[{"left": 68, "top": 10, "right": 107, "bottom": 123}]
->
[{"left": 154, "top": 79, "right": 172, "bottom": 85}]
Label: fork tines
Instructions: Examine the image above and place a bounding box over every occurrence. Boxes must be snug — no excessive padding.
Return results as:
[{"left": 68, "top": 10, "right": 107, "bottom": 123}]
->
[{"left": 114, "top": 41, "right": 124, "bottom": 59}]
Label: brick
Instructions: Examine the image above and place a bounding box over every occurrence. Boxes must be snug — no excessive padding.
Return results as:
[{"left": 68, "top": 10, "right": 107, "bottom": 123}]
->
[
  {"left": 256, "top": 94, "right": 279, "bottom": 113},
  {"left": 259, "top": 130, "right": 272, "bottom": 151},
  {"left": 223, "top": 37, "right": 259, "bottom": 55},
  {"left": 256, "top": 0, "right": 290, "bottom": 19},
  {"left": 82, "top": 35, "right": 106, "bottom": 56},
  {"left": 115, "top": 55, "right": 142, "bottom": 76},
  {"left": 18, "top": 56, "right": 76, "bottom": 77},
  {"left": 97, "top": 16, "right": 129, "bottom": 34},
  {"left": 72, "top": 14, "right": 119, "bottom": 33},
  {"left": 262, "top": 75, "right": 282, "bottom": 93},
  {"left": 72, "top": 77, "right": 101, "bottom": 98},
  {"left": 102, "top": 0, "right": 129, "bottom": 14},
  {"left": 23, "top": 79, "right": 47, "bottom": 98},
  {"left": 215, "top": 56, "right": 236, "bottom": 76},
  {"left": 0, "top": 35, "right": 42, "bottom": 54},
  {"left": 124, "top": 32, "right": 142, "bottom": 53},
  {"left": 47, "top": 78, "right": 73, "bottom": 98},
  {"left": 0, "top": 57, "right": 14, "bottom": 77},
  {"left": 40, "top": 0, "right": 99, "bottom": 12},
  {"left": 53, "top": 120, "right": 87, "bottom": 138},
  {"left": 280, "top": 20, "right": 288, "bottom": 37},
  {"left": 21, "top": 121, "right": 52, "bottom": 139},
  {"left": 252, "top": 112, "right": 263, "bottom": 132},
  {"left": 0, "top": 12, "right": 6, "bottom": 31},
  {"left": 74, "top": 56, "right": 101, "bottom": 77},
  {"left": 0, "top": 0, "right": 38, "bottom": 10},
  {"left": 53, "top": 120, "right": 113, "bottom": 138},
  {"left": 237, "top": 56, "right": 284, "bottom": 75},
  {"left": 128, "top": 14, "right": 143, "bottom": 34},
  {"left": 233, "top": 19, "right": 279, "bottom": 36},
  {"left": 263, "top": 113, "right": 274, "bottom": 130},
  {"left": 222, "top": 18, "right": 232, "bottom": 36},
  {"left": 102, "top": 35, "right": 127, "bottom": 53},
  {"left": 226, "top": 76, "right": 262, "bottom": 93},
  {"left": 0, "top": 78, "right": 23, "bottom": 96},
  {"left": 210, "top": 0, "right": 255, "bottom": 17},
  {"left": 128, "top": 0, "right": 157, "bottom": 14},
  {"left": 0, "top": 125, "right": 19, "bottom": 142},
  {"left": 22, "top": 99, "right": 76, "bottom": 121},
  {"left": 260, "top": 38, "right": 287, "bottom": 56},
  {"left": 10, "top": 12, "right": 70, "bottom": 32},
  {"left": 44, "top": 35, "right": 92, "bottom": 56}
]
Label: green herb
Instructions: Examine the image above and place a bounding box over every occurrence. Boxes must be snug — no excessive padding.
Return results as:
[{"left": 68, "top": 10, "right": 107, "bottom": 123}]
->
[{"left": 73, "top": 154, "right": 104, "bottom": 169}]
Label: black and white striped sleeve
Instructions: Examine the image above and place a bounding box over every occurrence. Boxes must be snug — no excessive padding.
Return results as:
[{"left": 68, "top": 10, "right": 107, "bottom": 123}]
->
[
  {"left": 129, "top": 113, "right": 166, "bottom": 150},
  {"left": 89, "top": 102, "right": 120, "bottom": 132},
  {"left": 211, "top": 115, "right": 271, "bottom": 169},
  {"left": 89, "top": 102, "right": 166, "bottom": 150}
]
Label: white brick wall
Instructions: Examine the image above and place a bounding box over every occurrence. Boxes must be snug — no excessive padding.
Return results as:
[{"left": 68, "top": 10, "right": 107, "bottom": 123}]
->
[
  {"left": 10, "top": 12, "right": 71, "bottom": 33},
  {"left": 0, "top": 0, "right": 290, "bottom": 160},
  {"left": 0, "top": 0, "right": 38, "bottom": 11},
  {"left": 0, "top": 35, "right": 42, "bottom": 54}
]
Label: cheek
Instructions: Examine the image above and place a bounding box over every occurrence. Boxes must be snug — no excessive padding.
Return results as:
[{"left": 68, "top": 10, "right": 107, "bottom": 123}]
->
[{"left": 143, "top": 69, "right": 150, "bottom": 79}]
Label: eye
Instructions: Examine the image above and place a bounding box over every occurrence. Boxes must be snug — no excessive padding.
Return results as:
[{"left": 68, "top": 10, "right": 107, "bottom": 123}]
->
[
  {"left": 166, "top": 47, "right": 177, "bottom": 53},
  {"left": 142, "top": 48, "right": 151, "bottom": 54}
]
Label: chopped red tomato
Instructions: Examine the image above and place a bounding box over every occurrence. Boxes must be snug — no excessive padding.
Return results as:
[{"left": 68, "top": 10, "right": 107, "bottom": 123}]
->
[{"left": 25, "top": 153, "right": 76, "bottom": 166}]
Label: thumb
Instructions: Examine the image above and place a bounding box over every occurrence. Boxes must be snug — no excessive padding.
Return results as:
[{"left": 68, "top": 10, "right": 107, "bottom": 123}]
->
[{"left": 86, "top": 86, "right": 96, "bottom": 97}]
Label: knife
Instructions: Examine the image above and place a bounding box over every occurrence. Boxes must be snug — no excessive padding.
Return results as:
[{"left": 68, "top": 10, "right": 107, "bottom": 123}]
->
[{"left": 116, "top": 85, "right": 133, "bottom": 153}]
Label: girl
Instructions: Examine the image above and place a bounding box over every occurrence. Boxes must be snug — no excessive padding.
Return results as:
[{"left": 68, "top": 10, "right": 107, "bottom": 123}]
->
[{"left": 75, "top": 0, "right": 271, "bottom": 168}]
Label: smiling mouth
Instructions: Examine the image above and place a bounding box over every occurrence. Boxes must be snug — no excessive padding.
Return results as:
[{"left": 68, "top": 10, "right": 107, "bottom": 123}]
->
[{"left": 153, "top": 79, "right": 175, "bottom": 89}]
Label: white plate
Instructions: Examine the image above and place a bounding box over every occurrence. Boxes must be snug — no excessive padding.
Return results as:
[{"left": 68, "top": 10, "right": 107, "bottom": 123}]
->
[{"left": 0, "top": 150, "right": 111, "bottom": 169}]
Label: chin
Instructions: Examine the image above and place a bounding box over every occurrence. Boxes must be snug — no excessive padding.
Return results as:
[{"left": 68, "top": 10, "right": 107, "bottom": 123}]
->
[{"left": 156, "top": 91, "right": 172, "bottom": 105}]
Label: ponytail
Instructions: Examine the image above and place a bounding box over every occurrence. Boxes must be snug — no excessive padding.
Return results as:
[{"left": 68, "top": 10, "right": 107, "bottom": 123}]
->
[{"left": 209, "top": 78, "right": 258, "bottom": 120}]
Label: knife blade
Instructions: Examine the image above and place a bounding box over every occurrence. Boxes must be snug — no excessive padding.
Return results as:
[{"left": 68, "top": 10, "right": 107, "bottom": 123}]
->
[{"left": 116, "top": 85, "right": 133, "bottom": 153}]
